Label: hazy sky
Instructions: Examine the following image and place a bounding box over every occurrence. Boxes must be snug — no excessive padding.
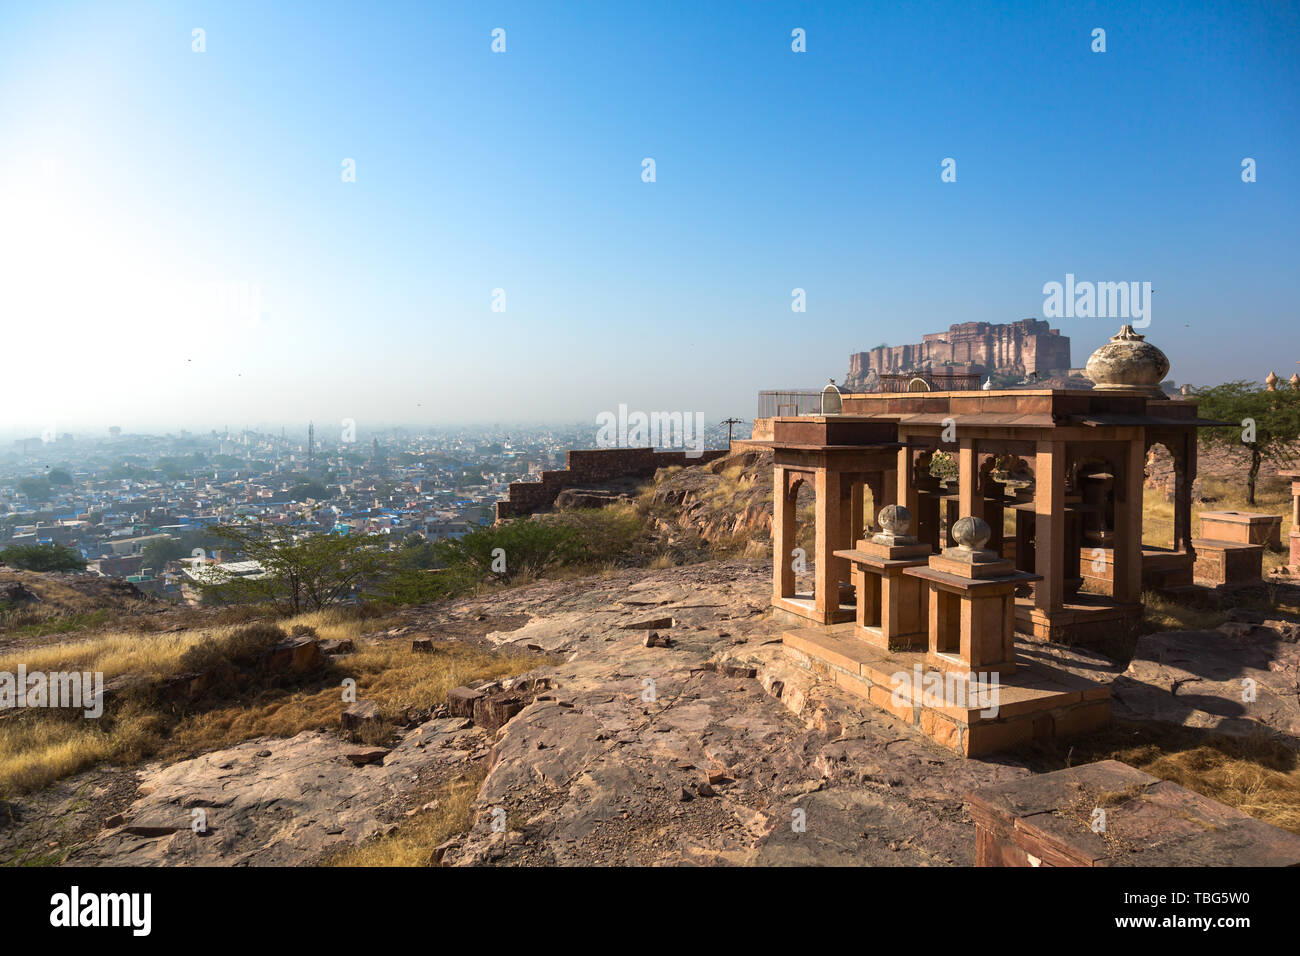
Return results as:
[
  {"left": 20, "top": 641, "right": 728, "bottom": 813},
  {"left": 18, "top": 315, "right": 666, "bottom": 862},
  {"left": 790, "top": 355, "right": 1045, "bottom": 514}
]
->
[{"left": 1, "top": 0, "right": 1296, "bottom": 435}]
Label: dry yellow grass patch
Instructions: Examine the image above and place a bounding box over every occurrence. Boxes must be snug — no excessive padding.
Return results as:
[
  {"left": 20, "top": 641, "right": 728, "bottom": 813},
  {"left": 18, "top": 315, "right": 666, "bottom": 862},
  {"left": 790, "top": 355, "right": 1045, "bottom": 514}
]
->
[
  {"left": 325, "top": 767, "right": 487, "bottom": 866},
  {"left": 0, "top": 609, "right": 536, "bottom": 796},
  {"left": 1140, "top": 590, "right": 1228, "bottom": 632},
  {"left": 162, "top": 634, "right": 533, "bottom": 761}
]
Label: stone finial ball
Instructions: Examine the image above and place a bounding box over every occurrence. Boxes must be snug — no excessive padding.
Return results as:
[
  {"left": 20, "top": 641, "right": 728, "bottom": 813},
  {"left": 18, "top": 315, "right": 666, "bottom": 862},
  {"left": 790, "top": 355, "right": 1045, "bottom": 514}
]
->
[
  {"left": 877, "top": 504, "right": 912, "bottom": 535},
  {"left": 952, "top": 515, "right": 992, "bottom": 551}
]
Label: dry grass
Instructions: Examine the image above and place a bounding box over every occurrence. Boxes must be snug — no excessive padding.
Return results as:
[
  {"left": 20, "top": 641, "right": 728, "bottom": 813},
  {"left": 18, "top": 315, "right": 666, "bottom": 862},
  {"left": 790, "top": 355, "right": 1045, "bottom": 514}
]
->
[
  {"left": 0, "top": 608, "right": 535, "bottom": 796},
  {"left": 1025, "top": 722, "right": 1300, "bottom": 835},
  {"left": 1140, "top": 589, "right": 1228, "bottom": 633},
  {"left": 325, "top": 767, "right": 487, "bottom": 866}
]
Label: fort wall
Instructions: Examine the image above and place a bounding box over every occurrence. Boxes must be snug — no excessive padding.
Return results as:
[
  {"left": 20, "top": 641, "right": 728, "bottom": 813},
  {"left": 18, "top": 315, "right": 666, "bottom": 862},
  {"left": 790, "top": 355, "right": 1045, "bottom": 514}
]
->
[{"left": 495, "top": 447, "right": 728, "bottom": 519}]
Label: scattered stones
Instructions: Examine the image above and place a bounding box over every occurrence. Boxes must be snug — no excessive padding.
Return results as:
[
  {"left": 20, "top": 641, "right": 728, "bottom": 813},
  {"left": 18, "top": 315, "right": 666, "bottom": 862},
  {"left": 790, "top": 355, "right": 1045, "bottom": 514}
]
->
[
  {"left": 719, "top": 661, "right": 757, "bottom": 679},
  {"left": 319, "top": 638, "right": 355, "bottom": 655},
  {"left": 643, "top": 632, "right": 673, "bottom": 648},
  {"left": 344, "top": 748, "right": 390, "bottom": 766},
  {"left": 122, "top": 824, "right": 180, "bottom": 838},
  {"left": 622, "top": 617, "right": 675, "bottom": 631}
]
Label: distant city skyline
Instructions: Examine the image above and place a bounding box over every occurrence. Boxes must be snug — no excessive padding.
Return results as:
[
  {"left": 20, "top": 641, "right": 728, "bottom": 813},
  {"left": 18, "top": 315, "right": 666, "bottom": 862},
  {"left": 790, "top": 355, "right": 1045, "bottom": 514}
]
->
[{"left": 2, "top": 1, "right": 1296, "bottom": 431}]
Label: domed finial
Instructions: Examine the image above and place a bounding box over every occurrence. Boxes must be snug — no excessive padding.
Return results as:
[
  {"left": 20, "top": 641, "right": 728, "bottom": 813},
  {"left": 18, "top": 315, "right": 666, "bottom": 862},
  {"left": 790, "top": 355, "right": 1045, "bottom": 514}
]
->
[
  {"left": 1266, "top": 371, "right": 1279, "bottom": 391},
  {"left": 877, "top": 504, "right": 912, "bottom": 536},
  {"left": 982, "top": 377, "right": 993, "bottom": 390},
  {"left": 870, "top": 504, "right": 921, "bottom": 548},
  {"left": 1290, "top": 373, "right": 1300, "bottom": 391},
  {"left": 951, "top": 516, "right": 992, "bottom": 551},
  {"left": 1084, "top": 325, "right": 1171, "bottom": 398},
  {"left": 821, "top": 378, "right": 843, "bottom": 415}
]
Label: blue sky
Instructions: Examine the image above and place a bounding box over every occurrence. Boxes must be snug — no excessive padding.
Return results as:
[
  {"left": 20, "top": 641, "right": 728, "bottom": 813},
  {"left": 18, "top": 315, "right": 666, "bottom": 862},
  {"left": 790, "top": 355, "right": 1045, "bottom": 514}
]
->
[{"left": 0, "top": 0, "right": 1296, "bottom": 432}]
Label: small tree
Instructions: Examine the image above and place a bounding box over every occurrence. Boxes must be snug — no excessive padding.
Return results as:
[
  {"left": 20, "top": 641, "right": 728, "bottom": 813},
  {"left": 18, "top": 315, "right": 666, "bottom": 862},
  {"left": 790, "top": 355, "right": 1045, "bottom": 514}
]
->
[
  {"left": 1193, "top": 380, "right": 1300, "bottom": 505},
  {"left": 434, "top": 521, "right": 577, "bottom": 584},
  {"left": 0, "top": 543, "right": 86, "bottom": 572},
  {"left": 200, "top": 522, "right": 391, "bottom": 614},
  {"left": 142, "top": 537, "right": 187, "bottom": 572}
]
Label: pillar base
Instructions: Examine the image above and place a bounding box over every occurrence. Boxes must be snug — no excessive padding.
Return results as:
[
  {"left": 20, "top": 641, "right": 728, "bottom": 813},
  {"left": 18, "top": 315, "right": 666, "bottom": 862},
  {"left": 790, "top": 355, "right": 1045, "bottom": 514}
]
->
[{"left": 783, "top": 624, "right": 1110, "bottom": 758}]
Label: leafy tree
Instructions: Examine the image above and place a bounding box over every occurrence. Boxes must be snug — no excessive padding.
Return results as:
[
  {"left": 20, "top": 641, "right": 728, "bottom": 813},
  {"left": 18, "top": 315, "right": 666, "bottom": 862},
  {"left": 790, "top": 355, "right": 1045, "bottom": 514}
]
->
[
  {"left": 17, "top": 476, "right": 49, "bottom": 497},
  {"left": 199, "top": 523, "right": 391, "bottom": 613},
  {"left": 396, "top": 533, "right": 439, "bottom": 570},
  {"left": 287, "top": 480, "right": 334, "bottom": 501},
  {"left": 376, "top": 567, "right": 468, "bottom": 606},
  {"left": 142, "top": 537, "right": 188, "bottom": 572},
  {"left": 1193, "top": 380, "right": 1300, "bottom": 505},
  {"left": 46, "top": 468, "right": 74, "bottom": 486},
  {"left": 0, "top": 543, "right": 86, "bottom": 572},
  {"left": 434, "top": 521, "right": 577, "bottom": 583}
]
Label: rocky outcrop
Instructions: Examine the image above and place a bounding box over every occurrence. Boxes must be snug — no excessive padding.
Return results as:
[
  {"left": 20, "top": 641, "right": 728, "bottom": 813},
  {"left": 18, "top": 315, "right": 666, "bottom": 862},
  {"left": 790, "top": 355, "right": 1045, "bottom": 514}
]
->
[
  {"left": 18, "top": 561, "right": 1300, "bottom": 868},
  {"left": 447, "top": 563, "right": 1119, "bottom": 866},
  {"left": 645, "top": 450, "right": 774, "bottom": 553},
  {"left": 73, "top": 718, "right": 492, "bottom": 866}
]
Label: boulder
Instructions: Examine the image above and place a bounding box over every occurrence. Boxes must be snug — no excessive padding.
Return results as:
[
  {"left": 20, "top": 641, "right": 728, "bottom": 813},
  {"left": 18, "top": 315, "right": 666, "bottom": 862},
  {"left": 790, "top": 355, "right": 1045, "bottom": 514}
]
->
[
  {"left": 266, "top": 637, "right": 324, "bottom": 672},
  {"left": 472, "top": 693, "right": 524, "bottom": 733},
  {"left": 344, "top": 747, "right": 390, "bottom": 766},
  {"left": 341, "top": 700, "right": 381, "bottom": 734},
  {"left": 447, "top": 686, "right": 484, "bottom": 718}
]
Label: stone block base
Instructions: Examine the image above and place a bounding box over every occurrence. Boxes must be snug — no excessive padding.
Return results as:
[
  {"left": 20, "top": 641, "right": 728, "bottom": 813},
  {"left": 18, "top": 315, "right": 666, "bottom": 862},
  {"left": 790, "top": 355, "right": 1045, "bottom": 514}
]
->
[
  {"left": 1014, "top": 596, "right": 1142, "bottom": 644},
  {"left": 966, "top": 759, "right": 1300, "bottom": 866},
  {"left": 1192, "top": 538, "right": 1263, "bottom": 588},
  {"left": 782, "top": 623, "right": 1110, "bottom": 757}
]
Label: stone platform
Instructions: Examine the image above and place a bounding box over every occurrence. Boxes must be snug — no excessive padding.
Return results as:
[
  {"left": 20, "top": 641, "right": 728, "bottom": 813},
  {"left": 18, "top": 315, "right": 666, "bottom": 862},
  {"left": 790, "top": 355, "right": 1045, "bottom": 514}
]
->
[
  {"left": 966, "top": 759, "right": 1300, "bottom": 866},
  {"left": 1015, "top": 593, "right": 1142, "bottom": 644},
  {"left": 783, "top": 623, "right": 1110, "bottom": 757},
  {"left": 771, "top": 593, "right": 855, "bottom": 626}
]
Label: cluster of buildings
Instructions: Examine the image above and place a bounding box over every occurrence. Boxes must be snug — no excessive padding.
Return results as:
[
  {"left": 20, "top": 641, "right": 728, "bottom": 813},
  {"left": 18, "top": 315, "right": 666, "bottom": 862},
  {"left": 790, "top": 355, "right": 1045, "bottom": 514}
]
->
[{"left": 0, "top": 424, "right": 586, "bottom": 600}]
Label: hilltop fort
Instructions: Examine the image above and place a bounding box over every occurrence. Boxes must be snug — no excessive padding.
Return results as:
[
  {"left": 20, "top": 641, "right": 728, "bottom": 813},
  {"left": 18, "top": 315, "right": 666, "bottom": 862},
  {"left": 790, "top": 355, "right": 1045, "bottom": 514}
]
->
[{"left": 846, "top": 319, "right": 1072, "bottom": 390}]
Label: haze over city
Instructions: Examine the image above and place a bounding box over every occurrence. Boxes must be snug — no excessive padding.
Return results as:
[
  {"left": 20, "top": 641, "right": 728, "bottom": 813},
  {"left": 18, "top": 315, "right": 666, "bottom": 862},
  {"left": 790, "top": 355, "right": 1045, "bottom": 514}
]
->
[{"left": 1, "top": 0, "right": 1296, "bottom": 435}]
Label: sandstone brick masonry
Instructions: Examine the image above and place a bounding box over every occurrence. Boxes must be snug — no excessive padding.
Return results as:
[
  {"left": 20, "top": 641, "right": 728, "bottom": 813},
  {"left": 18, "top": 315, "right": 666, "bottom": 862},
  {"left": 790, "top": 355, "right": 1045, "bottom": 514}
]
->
[
  {"left": 846, "top": 319, "right": 1072, "bottom": 388},
  {"left": 495, "top": 447, "right": 728, "bottom": 519}
]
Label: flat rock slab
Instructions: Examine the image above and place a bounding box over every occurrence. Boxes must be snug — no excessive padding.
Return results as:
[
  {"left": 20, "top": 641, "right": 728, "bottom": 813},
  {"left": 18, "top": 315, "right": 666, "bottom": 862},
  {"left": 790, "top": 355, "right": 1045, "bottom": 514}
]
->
[
  {"left": 450, "top": 563, "right": 1029, "bottom": 866},
  {"left": 73, "top": 718, "right": 487, "bottom": 866},
  {"left": 1112, "top": 628, "right": 1300, "bottom": 741}
]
